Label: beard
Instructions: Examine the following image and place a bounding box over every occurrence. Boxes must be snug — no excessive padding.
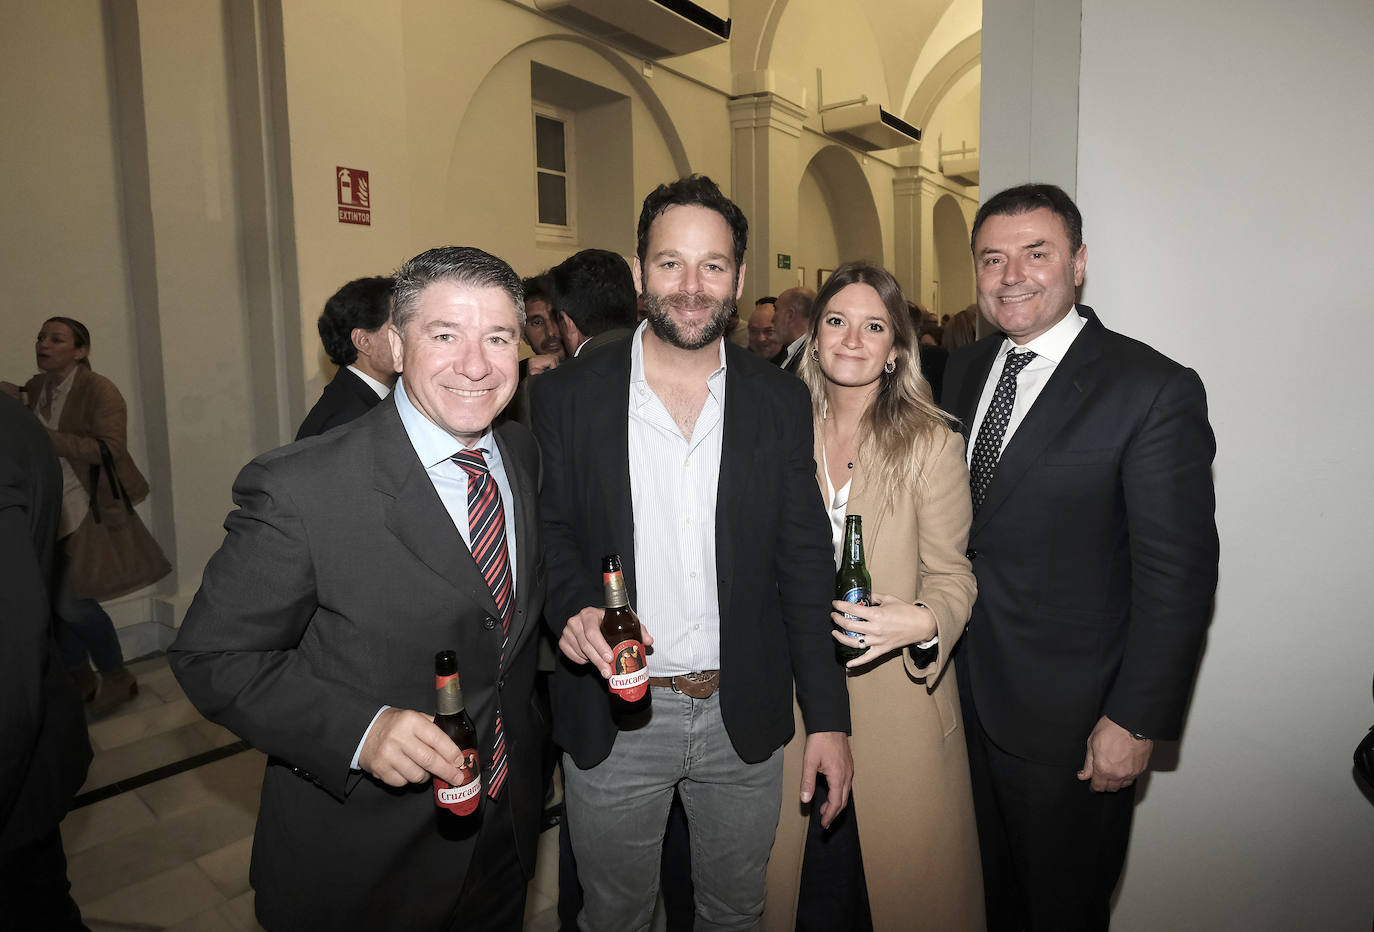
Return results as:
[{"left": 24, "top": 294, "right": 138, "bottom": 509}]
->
[{"left": 643, "top": 290, "right": 735, "bottom": 351}]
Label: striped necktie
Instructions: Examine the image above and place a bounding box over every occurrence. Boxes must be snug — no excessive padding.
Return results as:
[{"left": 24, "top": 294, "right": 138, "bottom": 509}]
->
[{"left": 452, "top": 449, "right": 511, "bottom": 799}]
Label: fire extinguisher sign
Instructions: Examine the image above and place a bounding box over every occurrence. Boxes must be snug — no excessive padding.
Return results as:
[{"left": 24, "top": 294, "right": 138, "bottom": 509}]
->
[{"left": 336, "top": 166, "right": 371, "bottom": 225}]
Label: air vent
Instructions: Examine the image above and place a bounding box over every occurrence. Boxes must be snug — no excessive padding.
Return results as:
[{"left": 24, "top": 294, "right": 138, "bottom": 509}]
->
[
  {"left": 535, "top": 0, "right": 731, "bottom": 59},
  {"left": 821, "top": 104, "right": 921, "bottom": 152}
]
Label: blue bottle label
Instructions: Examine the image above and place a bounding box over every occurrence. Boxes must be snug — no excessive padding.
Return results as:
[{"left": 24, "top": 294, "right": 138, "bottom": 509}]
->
[{"left": 837, "top": 587, "right": 870, "bottom": 638}]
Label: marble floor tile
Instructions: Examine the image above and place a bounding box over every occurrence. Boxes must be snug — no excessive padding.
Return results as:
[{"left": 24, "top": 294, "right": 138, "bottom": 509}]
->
[
  {"left": 524, "top": 887, "right": 557, "bottom": 920},
  {"left": 167, "top": 904, "right": 242, "bottom": 932},
  {"left": 524, "top": 907, "right": 562, "bottom": 932},
  {"left": 196, "top": 835, "right": 254, "bottom": 899},
  {"left": 219, "top": 891, "right": 265, "bottom": 931},
  {"left": 61, "top": 789, "right": 158, "bottom": 855},
  {"left": 80, "top": 862, "right": 225, "bottom": 929},
  {"left": 135, "top": 749, "right": 265, "bottom": 821},
  {"left": 529, "top": 824, "right": 561, "bottom": 902},
  {"left": 67, "top": 796, "right": 257, "bottom": 904},
  {"left": 87, "top": 696, "right": 206, "bottom": 751},
  {"left": 80, "top": 722, "right": 230, "bottom": 793}
]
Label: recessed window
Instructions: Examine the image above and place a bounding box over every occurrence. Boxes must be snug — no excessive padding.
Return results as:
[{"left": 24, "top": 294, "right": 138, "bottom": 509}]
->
[{"left": 534, "top": 103, "right": 575, "bottom": 241}]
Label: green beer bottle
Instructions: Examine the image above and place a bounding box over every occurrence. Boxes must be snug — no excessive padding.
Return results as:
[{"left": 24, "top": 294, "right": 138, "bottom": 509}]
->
[{"left": 835, "top": 514, "right": 871, "bottom": 663}]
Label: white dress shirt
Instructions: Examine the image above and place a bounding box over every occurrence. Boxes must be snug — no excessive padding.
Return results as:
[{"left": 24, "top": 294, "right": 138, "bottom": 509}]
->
[
  {"left": 347, "top": 364, "right": 392, "bottom": 399},
  {"left": 780, "top": 334, "right": 807, "bottom": 370},
  {"left": 352, "top": 379, "right": 518, "bottom": 768},
  {"left": 627, "top": 321, "right": 728, "bottom": 676},
  {"left": 35, "top": 369, "right": 89, "bottom": 538},
  {"left": 965, "top": 307, "right": 1087, "bottom": 466}
]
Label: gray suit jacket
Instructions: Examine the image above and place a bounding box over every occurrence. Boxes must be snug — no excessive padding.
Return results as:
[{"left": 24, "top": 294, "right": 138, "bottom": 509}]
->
[{"left": 171, "top": 396, "right": 546, "bottom": 931}]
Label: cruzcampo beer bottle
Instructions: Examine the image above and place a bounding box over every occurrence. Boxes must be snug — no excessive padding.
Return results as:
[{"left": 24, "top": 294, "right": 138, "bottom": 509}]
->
[
  {"left": 601, "top": 554, "right": 649, "bottom": 706},
  {"left": 835, "top": 515, "right": 871, "bottom": 663},
  {"left": 432, "top": 650, "right": 481, "bottom": 818}
]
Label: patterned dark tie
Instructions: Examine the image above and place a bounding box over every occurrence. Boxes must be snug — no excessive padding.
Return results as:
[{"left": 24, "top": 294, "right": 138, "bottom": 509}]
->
[
  {"left": 968, "top": 349, "right": 1037, "bottom": 514},
  {"left": 452, "top": 449, "right": 511, "bottom": 799}
]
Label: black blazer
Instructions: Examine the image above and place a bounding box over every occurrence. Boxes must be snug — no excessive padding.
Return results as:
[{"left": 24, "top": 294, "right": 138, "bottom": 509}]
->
[
  {"left": 296, "top": 366, "right": 382, "bottom": 440},
  {"left": 171, "top": 397, "right": 546, "bottom": 931},
  {"left": 530, "top": 338, "right": 849, "bottom": 770},
  {"left": 944, "top": 307, "right": 1217, "bottom": 766},
  {"left": 0, "top": 395, "right": 92, "bottom": 853}
]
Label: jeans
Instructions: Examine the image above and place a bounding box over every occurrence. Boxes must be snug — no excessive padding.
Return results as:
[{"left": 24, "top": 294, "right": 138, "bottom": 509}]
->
[
  {"left": 562, "top": 688, "right": 783, "bottom": 932},
  {"left": 54, "top": 582, "right": 125, "bottom": 674}
]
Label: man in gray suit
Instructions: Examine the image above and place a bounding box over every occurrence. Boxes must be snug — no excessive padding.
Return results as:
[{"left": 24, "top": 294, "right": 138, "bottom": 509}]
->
[{"left": 172, "top": 246, "right": 547, "bottom": 932}]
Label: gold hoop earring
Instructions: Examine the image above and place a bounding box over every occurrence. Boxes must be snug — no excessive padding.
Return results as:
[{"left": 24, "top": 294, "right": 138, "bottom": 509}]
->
[{"left": 883, "top": 359, "right": 896, "bottom": 374}]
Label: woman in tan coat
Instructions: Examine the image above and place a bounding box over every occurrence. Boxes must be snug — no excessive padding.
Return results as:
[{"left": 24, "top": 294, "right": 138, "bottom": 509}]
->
[
  {"left": 764, "top": 263, "right": 984, "bottom": 931},
  {"left": 3, "top": 317, "right": 146, "bottom": 713}
]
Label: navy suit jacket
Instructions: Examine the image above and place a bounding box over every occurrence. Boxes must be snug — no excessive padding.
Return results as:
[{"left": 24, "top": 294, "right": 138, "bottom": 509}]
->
[
  {"left": 296, "top": 365, "right": 382, "bottom": 440},
  {"left": 530, "top": 337, "right": 849, "bottom": 770},
  {"left": 944, "top": 307, "right": 1217, "bottom": 766}
]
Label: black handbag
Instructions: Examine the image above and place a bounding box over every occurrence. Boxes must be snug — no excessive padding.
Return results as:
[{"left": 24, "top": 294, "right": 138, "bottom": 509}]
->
[{"left": 64, "top": 439, "right": 171, "bottom": 601}]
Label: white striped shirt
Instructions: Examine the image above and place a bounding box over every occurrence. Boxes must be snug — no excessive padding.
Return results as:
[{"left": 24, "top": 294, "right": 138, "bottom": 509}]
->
[{"left": 627, "top": 322, "right": 727, "bottom": 676}]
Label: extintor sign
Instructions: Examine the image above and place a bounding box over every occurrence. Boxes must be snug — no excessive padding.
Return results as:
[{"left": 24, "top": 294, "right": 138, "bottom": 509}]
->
[{"left": 336, "top": 166, "right": 371, "bottom": 225}]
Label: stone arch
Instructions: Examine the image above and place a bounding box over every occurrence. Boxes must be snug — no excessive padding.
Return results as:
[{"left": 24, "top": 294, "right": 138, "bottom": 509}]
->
[
  {"left": 797, "top": 145, "right": 885, "bottom": 279},
  {"left": 902, "top": 32, "right": 982, "bottom": 132},
  {"left": 932, "top": 193, "right": 974, "bottom": 316}
]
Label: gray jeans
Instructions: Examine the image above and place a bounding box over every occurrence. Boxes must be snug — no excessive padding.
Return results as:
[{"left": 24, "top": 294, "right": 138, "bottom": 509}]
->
[{"left": 563, "top": 687, "right": 784, "bottom": 932}]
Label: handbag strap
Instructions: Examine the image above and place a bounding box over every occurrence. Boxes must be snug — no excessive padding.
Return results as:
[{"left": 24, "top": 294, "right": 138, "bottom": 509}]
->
[{"left": 93, "top": 440, "right": 137, "bottom": 517}]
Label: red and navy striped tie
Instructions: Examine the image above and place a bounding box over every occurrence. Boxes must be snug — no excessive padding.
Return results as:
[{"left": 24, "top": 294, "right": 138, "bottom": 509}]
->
[{"left": 452, "top": 449, "right": 511, "bottom": 799}]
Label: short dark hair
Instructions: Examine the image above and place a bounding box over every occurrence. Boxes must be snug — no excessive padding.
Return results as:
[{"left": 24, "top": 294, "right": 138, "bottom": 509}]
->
[
  {"left": 316, "top": 276, "right": 394, "bottom": 366},
  {"left": 522, "top": 273, "right": 554, "bottom": 305},
  {"left": 44, "top": 316, "right": 93, "bottom": 368},
  {"left": 636, "top": 174, "right": 748, "bottom": 273},
  {"left": 550, "top": 249, "right": 637, "bottom": 338},
  {"left": 971, "top": 183, "right": 1083, "bottom": 254},
  {"left": 392, "top": 246, "right": 524, "bottom": 337},
  {"left": 755, "top": 296, "right": 777, "bottom": 306}
]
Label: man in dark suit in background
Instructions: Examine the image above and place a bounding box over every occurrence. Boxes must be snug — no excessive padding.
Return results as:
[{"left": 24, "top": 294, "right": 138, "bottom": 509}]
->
[
  {"left": 172, "top": 247, "right": 546, "bottom": 931},
  {"left": 549, "top": 248, "right": 638, "bottom": 360},
  {"left": 296, "top": 275, "right": 396, "bottom": 439},
  {"left": 0, "top": 394, "right": 92, "bottom": 928},
  {"left": 769, "top": 286, "right": 816, "bottom": 373},
  {"left": 943, "top": 184, "right": 1218, "bottom": 931},
  {"left": 533, "top": 175, "right": 851, "bottom": 930}
]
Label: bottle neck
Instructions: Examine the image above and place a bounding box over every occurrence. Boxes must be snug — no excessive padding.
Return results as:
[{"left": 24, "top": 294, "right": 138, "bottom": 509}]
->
[
  {"left": 603, "top": 570, "right": 629, "bottom": 609},
  {"left": 436, "top": 675, "right": 465, "bottom": 716},
  {"left": 841, "top": 518, "right": 865, "bottom": 568}
]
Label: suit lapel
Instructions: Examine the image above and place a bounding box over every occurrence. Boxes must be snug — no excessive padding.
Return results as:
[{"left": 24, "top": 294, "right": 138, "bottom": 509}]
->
[
  {"left": 951, "top": 338, "right": 1001, "bottom": 440},
  {"left": 494, "top": 422, "right": 539, "bottom": 660},
  {"left": 371, "top": 398, "right": 499, "bottom": 613},
  {"left": 971, "top": 312, "right": 1106, "bottom": 534},
  {"left": 587, "top": 342, "right": 639, "bottom": 604}
]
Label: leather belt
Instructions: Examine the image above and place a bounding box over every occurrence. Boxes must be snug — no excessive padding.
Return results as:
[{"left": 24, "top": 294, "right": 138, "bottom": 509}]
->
[{"left": 647, "top": 670, "right": 720, "bottom": 699}]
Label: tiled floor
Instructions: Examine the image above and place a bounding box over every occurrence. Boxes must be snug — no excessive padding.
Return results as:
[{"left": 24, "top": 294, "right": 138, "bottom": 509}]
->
[{"left": 60, "top": 654, "right": 565, "bottom": 932}]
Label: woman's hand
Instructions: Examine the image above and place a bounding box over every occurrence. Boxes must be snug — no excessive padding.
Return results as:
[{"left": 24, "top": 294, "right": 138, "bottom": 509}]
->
[{"left": 830, "top": 592, "right": 937, "bottom": 668}]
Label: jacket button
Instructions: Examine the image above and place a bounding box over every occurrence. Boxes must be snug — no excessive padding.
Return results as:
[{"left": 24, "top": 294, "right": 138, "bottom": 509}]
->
[
  {"left": 965, "top": 549, "right": 978, "bottom": 560},
  {"left": 484, "top": 616, "right": 497, "bottom": 630},
  {"left": 497, "top": 677, "right": 506, "bottom": 691}
]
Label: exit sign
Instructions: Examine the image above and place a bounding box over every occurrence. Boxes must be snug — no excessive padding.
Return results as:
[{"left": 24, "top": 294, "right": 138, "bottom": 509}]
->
[{"left": 777, "top": 253, "right": 791, "bottom": 269}]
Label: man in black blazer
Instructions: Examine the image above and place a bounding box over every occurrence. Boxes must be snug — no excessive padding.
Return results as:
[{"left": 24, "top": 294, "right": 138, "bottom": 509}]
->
[
  {"left": 296, "top": 275, "right": 396, "bottom": 439},
  {"left": 172, "top": 247, "right": 546, "bottom": 931},
  {"left": 768, "top": 286, "right": 816, "bottom": 373},
  {"left": 532, "top": 175, "right": 851, "bottom": 930},
  {"left": 944, "top": 184, "right": 1218, "bottom": 931},
  {"left": 0, "top": 394, "right": 92, "bottom": 928}
]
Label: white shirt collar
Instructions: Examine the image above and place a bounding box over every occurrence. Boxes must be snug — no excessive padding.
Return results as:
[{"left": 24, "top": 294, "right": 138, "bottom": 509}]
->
[
  {"left": 393, "top": 378, "right": 497, "bottom": 469},
  {"left": 346, "top": 364, "right": 392, "bottom": 399},
  {"left": 998, "top": 305, "right": 1086, "bottom": 363},
  {"left": 628, "top": 319, "right": 728, "bottom": 396}
]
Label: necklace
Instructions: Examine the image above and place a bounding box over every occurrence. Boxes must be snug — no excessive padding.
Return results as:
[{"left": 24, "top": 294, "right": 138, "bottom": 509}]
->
[{"left": 847, "top": 461, "right": 854, "bottom": 469}]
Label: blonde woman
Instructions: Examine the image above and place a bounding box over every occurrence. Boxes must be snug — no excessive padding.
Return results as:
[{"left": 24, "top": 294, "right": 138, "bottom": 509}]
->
[{"left": 765, "top": 263, "right": 984, "bottom": 930}]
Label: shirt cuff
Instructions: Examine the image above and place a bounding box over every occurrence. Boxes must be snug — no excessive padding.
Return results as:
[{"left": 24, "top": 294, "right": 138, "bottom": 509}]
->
[
  {"left": 915, "top": 635, "right": 939, "bottom": 650},
  {"left": 350, "top": 705, "right": 391, "bottom": 771}
]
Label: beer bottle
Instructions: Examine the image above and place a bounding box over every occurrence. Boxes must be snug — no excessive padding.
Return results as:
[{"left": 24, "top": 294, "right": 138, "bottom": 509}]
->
[
  {"left": 432, "top": 650, "right": 481, "bottom": 817},
  {"left": 601, "top": 554, "right": 649, "bottom": 706},
  {"left": 834, "top": 515, "right": 871, "bottom": 663}
]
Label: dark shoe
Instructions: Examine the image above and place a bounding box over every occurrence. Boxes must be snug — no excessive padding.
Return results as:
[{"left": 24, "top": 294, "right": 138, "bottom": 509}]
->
[
  {"left": 88, "top": 669, "right": 138, "bottom": 717},
  {"left": 70, "top": 667, "right": 99, "bottom": 703}
]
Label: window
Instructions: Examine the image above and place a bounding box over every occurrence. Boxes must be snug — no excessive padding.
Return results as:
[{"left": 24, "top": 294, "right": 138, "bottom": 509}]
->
[{"left": 534, "top": 103, "right": 575, "bottom": 242}]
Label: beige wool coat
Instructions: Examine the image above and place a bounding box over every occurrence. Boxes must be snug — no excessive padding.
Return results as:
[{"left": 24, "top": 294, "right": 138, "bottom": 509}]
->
[{"left": 764, "top": 426, "right": 985, "bottom": 932}]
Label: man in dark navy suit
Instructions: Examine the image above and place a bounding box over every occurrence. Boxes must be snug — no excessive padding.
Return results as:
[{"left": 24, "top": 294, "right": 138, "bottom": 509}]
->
[
  {"left": 944, "top": 184, "right": 1218, "bottom": 931},
  {"left": 297, "top": 275, "right": 396, "bottom": 439}
]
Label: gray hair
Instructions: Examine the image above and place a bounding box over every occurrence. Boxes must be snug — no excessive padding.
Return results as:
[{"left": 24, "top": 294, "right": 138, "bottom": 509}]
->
[{"left": 391, "top": 246, "right": 525, "bottom": 336}]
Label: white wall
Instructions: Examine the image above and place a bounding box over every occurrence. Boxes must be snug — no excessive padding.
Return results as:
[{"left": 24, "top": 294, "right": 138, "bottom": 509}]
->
[{"left": 987, "top": 0, "right": 1374, "bottom": 927}]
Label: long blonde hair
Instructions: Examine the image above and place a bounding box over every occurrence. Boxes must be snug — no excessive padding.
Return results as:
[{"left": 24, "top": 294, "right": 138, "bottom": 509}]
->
[{"left": 798, "top": 262, "right": 955, "bottom": 512}]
